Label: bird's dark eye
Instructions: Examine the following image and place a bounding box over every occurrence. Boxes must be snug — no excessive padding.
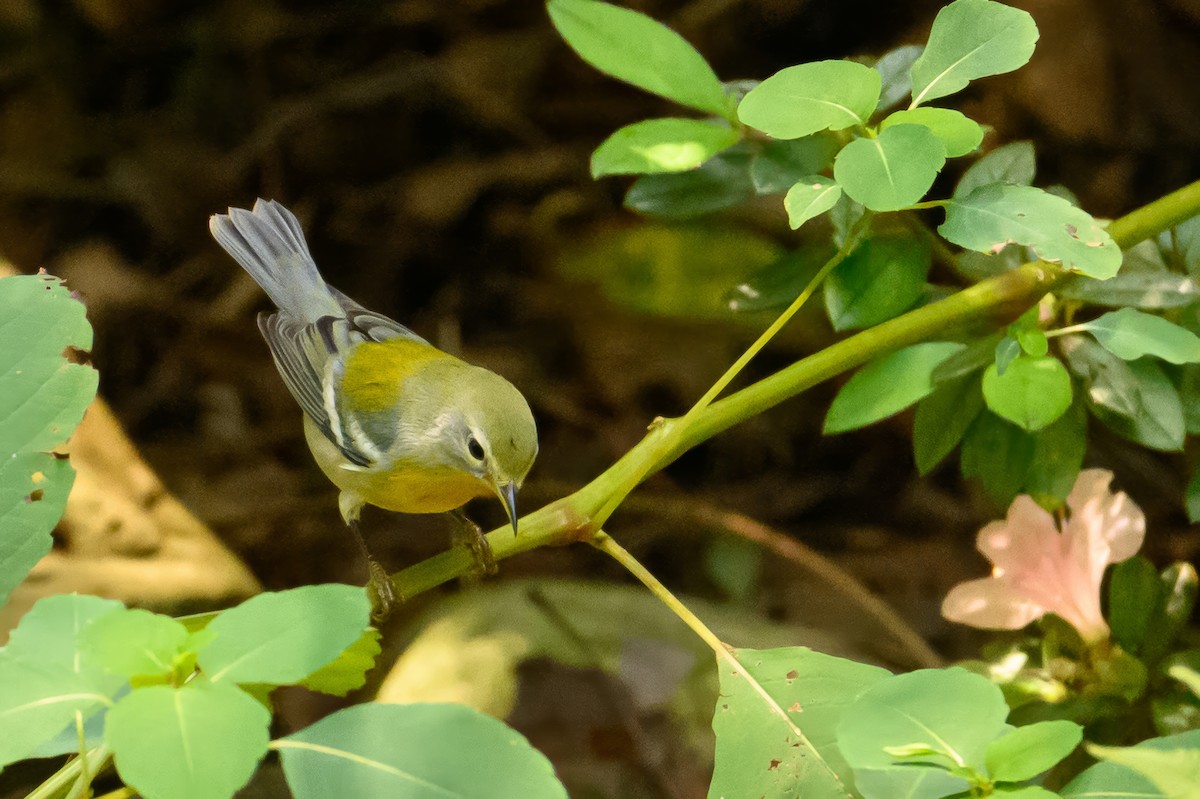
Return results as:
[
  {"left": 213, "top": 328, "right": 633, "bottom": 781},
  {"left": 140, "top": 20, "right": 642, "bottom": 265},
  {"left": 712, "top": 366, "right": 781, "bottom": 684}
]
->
[{"left": 467, "top": 436, "right": 485, "bottom": 461}]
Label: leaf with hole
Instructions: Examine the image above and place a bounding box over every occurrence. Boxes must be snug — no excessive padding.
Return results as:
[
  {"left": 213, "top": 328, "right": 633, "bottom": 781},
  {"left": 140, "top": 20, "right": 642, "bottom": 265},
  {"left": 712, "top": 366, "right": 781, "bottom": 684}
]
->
[
  {"left": 940, "top": 184, "right": 1122, "bottom": 279},
  {"left": 738, "top": 60, "right": 881, "bottom": 139},
  {"left": 909, "top": 0, "right": 1039, "bottom": 107}
]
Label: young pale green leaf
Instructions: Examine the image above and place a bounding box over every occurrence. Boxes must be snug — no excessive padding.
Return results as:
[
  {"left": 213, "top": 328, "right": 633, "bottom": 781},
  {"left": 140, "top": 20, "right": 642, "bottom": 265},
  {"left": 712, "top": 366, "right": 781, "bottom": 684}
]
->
[
  {"left": 875, "top": 45, "right": 924, "bottom": 110},
  {"left": 1108, "top": 556, "right": 1163, "bottom": 655},
  {"left": 954, "top": 140, "right": 1036, "bottom": 199},
  {"left": 1023, "top": 399, "right": 1086, "bottom": 506},
  {"left": 79, "top": 608, "right": 190, "bottom": 678},
  {"left": 838, "top": 668, "right": 1010, "bottom": 775},
  {"left": 711, "top": 647, "right": 890, "bottom": 799},
  {"left": 994, "top": 787, "right": 1060, "bottom": 799},
  {"left": 590, "top": 118, "right": 739, "bottom": 177},
  {"left": 1015, "top": 327, "right": 1048, "bottom": 357},
  {"left": 960, "top": 411, "right": 1034, "bottom": 507},
  {"left": 0, "top": 274, "right": 97, "bottom": 604},
  {"left": 1062, "top": 336, "right": 1185, "bottom": 451},
  {"left": 547, "top": 0, "right": 729, "bottom": 116},
  {"left": 298, "top": 627, "right": 382, "bottom": 696},
  {"left": 833, "top": 124, "right": 946, "bottom": 212},
  {"left": 1080, "top": 308, "right": 1200, "bottom": 364},
  {"left": 913, "top": 373, "right": 984, "bottom": 474},
  {"left": 784, "top": 176, "right": 842, "bottom": 229},
  {"left": 909, "top": 0, "right": 1039, "bottom": 107},
  {"left": 982, "top": 355, "right": 1072, "bottom": 431},
  {"left": 0, "top": 659, "right": 116, "bottom": 767},
  {"left": 197, "top": 584, "right": 370, "bottom": 685},
  {"left": 985, "top": 720, "right": 1082, "bottom": 782},
  {"left": 824, "top": 235, "right": 931, "bottom": 331},
  {"left": 750, "top": 136, "right": 837, "bottom": 195},
  {"left": 5, "top": 593, "right": 124, "bottom": 670},
  {"left": 1063, "top": 731, "right": 1200, "bottom": 799},
  {"left": 106, "top": 680, "right": 270, "bottom": 799},
  {"left": 738, "top": 60, "right": 881, "bottom": 139},
  {"left": 277, "top": 702, "right": 567, "bottom": 799},
  {"left": 825, "top": 342, "right": 965, "bottom": 434},
  {"left": 941, "top": 184, "right": 1122, "bottom": 279},
  {"left": 625, "top": 144, "right": 755, "bottom": 218},
  {"left": 881, "top": 108, "right": 983, "bottom": 157},
  {"left": 1086, "top": 742, "right": 1200, "bottom": 799}
]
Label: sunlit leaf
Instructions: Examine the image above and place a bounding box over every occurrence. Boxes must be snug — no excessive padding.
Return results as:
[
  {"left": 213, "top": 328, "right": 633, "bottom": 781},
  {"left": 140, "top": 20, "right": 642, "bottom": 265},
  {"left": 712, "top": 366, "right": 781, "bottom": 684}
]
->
[
  {"left": 547, "top": 0, "right": 729, "bottom": 116},
  {"left": 881, "top": 107, "right": 983, "bottom": 157},
  {"left": 784, "top": 176, "right": 842, "bottom": 230},
  {"left": 79, "top": 608, "right": 190, "bottom": 678},
  {"left": 909, "top": 0, "right": 1039, "bottom": 107},
  {"left": 982, "top": 354, "right": 1072, "bottom": 431},
  {"left": 985, "top": 720, "right": 1082, "bottom": 782},
  {"left": 591, "top": 118, "right": 739, "bottom": 177},
  {"left": 738, "top": 60, "right": 881, "bottom": 139},
  {"left": 278, "top": 703, "right": 566, "bottom": 799},
  {"left": 1085, "top": 740, "right": 1200, "bottom": 799},
  {"left": 1062, "top": 731, "right": 1200, "bottom": 798}
]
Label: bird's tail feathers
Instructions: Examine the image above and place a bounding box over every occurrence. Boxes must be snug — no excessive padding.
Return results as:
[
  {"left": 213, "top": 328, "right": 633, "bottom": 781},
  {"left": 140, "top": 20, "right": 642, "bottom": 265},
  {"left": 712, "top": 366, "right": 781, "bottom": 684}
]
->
[{"left": 209, "top": 199, "right": 343, "bottom": 323}]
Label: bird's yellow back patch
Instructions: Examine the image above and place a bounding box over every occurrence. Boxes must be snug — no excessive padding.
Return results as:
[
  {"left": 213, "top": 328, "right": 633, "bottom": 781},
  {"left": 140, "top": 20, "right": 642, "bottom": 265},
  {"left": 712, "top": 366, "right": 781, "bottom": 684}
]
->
[{"left": 340, "top": 338, "right": 449, "bottom": 413}]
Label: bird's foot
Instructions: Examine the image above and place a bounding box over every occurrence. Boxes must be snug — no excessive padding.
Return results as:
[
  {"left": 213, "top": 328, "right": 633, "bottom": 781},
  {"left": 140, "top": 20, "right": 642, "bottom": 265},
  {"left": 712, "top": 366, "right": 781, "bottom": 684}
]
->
[
  {"left": 366, "top": 558, "right": 401, "bottom": 623},
  {"left": 450, "top": 511, "right": 497, "bottom": 577}
]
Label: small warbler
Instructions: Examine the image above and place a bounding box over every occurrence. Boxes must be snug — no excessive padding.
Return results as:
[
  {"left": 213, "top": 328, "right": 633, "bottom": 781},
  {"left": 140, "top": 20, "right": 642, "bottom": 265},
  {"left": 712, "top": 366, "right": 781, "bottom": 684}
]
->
[{"left": 209, "top": 199, "right": 537, "bottom": 617}]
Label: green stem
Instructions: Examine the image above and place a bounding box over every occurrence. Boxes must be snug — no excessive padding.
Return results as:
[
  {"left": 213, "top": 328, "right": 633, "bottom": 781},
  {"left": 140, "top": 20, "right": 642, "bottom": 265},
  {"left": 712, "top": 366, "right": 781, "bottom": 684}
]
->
[
  {"left": 25, "top": 745, "right": 110, "bottom": 799},
  {"left": 388, "top": 177, "right": 1200, "bottom": 599}
]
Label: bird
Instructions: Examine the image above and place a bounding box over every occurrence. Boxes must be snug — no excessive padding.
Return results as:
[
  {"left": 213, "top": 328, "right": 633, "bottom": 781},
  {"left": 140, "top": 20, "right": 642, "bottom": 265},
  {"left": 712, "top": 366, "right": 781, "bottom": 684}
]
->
[{"left": 209, "top": 199, "right": 538, "bottom": 619}]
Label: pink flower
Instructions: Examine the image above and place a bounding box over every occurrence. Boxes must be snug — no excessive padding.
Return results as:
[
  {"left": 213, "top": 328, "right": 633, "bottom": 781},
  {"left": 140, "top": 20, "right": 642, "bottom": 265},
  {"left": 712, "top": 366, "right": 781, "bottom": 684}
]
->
[{"left": 943, "top": 470, "right": 1145, "bottom": 642}]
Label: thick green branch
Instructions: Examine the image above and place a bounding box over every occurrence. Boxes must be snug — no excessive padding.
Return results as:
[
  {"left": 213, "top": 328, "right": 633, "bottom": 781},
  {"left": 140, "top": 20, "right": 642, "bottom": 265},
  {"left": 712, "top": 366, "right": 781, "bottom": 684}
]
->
[{"left": 389, "top": 178, "right": 1200, "bottom": 600}]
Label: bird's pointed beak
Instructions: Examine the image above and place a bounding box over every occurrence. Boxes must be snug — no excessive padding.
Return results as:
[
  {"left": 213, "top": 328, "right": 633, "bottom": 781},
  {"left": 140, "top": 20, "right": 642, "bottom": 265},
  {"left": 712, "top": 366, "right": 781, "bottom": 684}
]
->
[{"left": 494, "top": 481, "right": 520, "bottom": 535}]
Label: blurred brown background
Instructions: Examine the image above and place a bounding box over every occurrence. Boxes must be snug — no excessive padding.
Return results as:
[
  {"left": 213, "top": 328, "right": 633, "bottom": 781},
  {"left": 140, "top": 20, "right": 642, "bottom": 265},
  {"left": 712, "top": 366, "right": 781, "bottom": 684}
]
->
[{"left": 2, "top": 0, "right": 1198, "bottom": 796}]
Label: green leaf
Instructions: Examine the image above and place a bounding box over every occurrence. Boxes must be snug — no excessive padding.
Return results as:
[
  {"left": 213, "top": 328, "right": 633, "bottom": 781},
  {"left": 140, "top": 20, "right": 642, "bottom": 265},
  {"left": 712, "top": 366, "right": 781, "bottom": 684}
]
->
[
  {"left": 561, "top": 220, "right": 784, "bottom": 318},
  {"left": 1079, "top": 308, "right": 1200, "bottom": 364},
  {"left": 913, "top": 373, "right": 984, "bottom": 474},
  {"left": 1062, "top": 730, "right": 1200, "bottom": 799},
  {"left": 0, "top": 274, "right": 98, "bottom": 604},
  {"left": 0, "top": 658, "right": 115, "bottom": 767},
  {"left": 711, "top": 647, "right": 890, "bottom": 799},
  {"left": 954, "top": 140, "right": 1036, "bottom": 199},
  {"left": 1062, "top": 335, "right": 1185, "bottom": 451},
  {"left": 875, "top": 45, "right": 924, "bottom": 111},
  {"left": 1023, "top": 398, "right": 1086, "bottom": 506},
  {"left": 909, "top": 0, "right": 1039, "bottom": 107},
  {"left": 941, "top": 184, "right": 1122, "bottom": 279},
  {"left": 881, "top": 108, "right": 983, "bottom": 157},
  {"left": 5, "top": 592, "right": 124, "bottom": 671},
  {"left": 625, "top": 144, "right": 755, "bottom": 218},
  {"left": 1059, "top": 271, "right": 1200, "bottom": 309},
  {"left": 547, "top": 0, "right": 729, "bottom": 116},
  {"left": 985, "top": 720, "right": 1082, "bottom": 782},
  {"left": 982, "top": 354, "right": 1072, "bottom": 431},
  {"left": 79, "top": 608, "right": 190, "bottom": 678},
  {"left": 838, "top": 667, "right": 1009, "bottom": 776},
  {"left": 298, "top": 627, "right": 382, "bottom": 697},
  {"left": 1086, "top": 741, "right": 1200, "bottom": 799},
  {"left": 1188, "top": 465, "right": 1200, "bottom": 523},
  {"left": 825, "top": 342, "right": 965, "bottom": 434},
  {"left": 197, "top": 584, "right": 371, "bottom": 685},
  {"left": 933, "top": 335, "right": 1003, "bottom": 383},
  {"left": 1171, "top": 215, "right": 1200, "bottom": 276},
  {"left": 277, "top": 702, "right": 567, "bottom": 799},
  {"left": 725, "top": 242, "right": 836, "bottom": 313},
  {"left": 705, "top": 535, "right": 763, "bottom": 605},
  {"left": 106, "top": 680, "right": 270, "bottom": 799},
  {"left": 824, "top": 235, "right": 931, "bottom": 331},
  {"left": 1016, "top": 327, "right": 1048, "bottom": 357},
  {"left": 1108, "top": 556, "right": 1163, "bottom": 655},
  {"left": 960, "top": 411, "right": 1034, "bottom": 507},
  {"left": 738, "top": 60, "right": 881, "bottom": 139},
  {"left": 1141, "top": 564, "right": 1199, "bottom": 665},
  {"left": 833, "top": 124, "right": 946, "bottom": 212},
  {"left": 995, "top": 336, "right": 1021, "bottom": 375},
  {"left": 590, "top": 118, "right": 739, "bottom": 177},
  {"left": 784, "top": 176, "right": 842, "bottom": 230},
  {"left": 750, "top": 136, "right": 837, "bottom": 195},
  {"left": 994, "top": 787, "right": 1060, "bottom": 799}
]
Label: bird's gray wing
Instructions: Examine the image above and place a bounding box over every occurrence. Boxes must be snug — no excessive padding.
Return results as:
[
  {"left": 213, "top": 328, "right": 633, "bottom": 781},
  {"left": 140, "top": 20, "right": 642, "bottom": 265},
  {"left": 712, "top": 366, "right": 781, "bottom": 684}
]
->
[{"left": 327, "top": 285, "right": 428, "bottom": 345}]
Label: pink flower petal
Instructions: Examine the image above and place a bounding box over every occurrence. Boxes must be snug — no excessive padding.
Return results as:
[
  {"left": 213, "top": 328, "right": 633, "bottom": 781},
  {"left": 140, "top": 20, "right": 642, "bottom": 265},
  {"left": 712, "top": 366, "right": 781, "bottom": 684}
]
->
[
  {"left": 977, "top": 496, "right": 1059, "bottom": 573},
  {"left": 942, "top": 576, "right": 1045, "bottom": 630}
]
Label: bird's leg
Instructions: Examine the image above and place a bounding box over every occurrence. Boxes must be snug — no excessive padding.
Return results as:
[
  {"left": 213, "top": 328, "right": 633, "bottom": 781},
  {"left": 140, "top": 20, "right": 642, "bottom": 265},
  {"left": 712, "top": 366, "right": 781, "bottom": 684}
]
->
[
  {"left": 347, "top": 518, "right": 400, "bottom": 622},
  {"left": 447, "top": 508, "right": 497, "bottom": 577}
]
